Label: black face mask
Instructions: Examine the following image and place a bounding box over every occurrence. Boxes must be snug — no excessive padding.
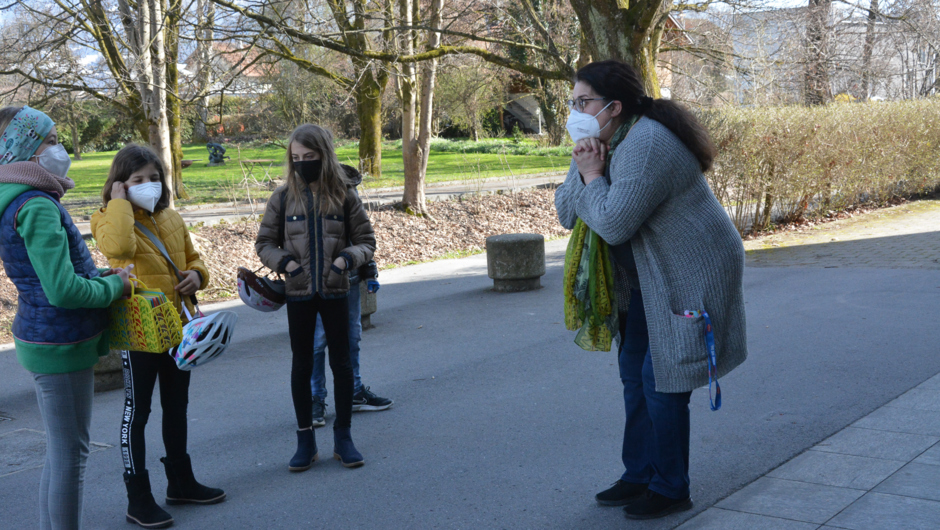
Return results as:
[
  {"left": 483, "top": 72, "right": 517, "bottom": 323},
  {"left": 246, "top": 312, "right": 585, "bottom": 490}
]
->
[{"left": 295, "top": 160, "right": 322, "bottom": 184}]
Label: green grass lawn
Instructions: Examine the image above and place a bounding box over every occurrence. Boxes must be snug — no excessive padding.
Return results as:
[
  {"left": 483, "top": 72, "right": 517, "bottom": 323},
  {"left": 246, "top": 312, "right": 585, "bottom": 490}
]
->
[{"left": 63, "top": 139, "right": 572, "bottom": 208}]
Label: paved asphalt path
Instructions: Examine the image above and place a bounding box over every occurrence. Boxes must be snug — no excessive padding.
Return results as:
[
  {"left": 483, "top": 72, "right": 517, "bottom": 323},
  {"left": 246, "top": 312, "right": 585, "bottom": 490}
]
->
[{"left": 2, "top": 235, "right": 940, "bottom": 529}]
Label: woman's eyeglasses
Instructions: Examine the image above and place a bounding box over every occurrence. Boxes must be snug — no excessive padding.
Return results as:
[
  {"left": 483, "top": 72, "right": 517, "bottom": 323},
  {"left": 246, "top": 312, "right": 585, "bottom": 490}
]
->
[{"left": 566, "top": 97, "right": 607, "bottom": 112}]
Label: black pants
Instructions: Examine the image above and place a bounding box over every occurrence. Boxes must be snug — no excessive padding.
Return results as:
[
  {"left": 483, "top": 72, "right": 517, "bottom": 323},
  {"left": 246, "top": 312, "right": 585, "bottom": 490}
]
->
[
  {"left": 120, "top": 350, "right": 190, "bottom": 474},
  {"left": 287, "top": 295, "right": 353, "bottom": 430}
]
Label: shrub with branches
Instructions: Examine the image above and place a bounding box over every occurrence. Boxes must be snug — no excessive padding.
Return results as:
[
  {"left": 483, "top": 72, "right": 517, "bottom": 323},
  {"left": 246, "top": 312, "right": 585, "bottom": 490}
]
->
[{"left": 702, "top": 99, "right": 940, "bottom": 233}]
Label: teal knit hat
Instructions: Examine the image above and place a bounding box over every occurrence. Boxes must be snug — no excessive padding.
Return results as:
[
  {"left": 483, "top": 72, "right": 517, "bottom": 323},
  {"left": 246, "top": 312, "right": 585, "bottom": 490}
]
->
[{"left": 0, "top": 106, "right": 55, "bottom": 165}]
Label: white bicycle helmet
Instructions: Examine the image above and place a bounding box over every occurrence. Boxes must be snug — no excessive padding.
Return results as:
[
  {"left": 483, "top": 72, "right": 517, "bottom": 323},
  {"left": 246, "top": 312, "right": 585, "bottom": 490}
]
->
[
  {"left": 237, "top": 267, "right": 286, "bottom": 312},
  {"left": 171, "top": 308, "right": 238, "bottom": 371}
]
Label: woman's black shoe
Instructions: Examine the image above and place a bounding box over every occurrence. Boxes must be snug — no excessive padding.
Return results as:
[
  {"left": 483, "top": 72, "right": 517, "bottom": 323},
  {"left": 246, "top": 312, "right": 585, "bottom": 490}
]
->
[
  {"left": 624, "top": 490, "right": 693, "bottom": 519},
  {"left": 595, "top": 480, "right": 648, "bottom": 506}
]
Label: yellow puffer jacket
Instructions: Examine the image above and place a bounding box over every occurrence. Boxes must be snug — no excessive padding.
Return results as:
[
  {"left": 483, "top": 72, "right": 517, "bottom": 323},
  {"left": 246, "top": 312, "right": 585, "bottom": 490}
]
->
[{"left": 90, "top": 199, "right": 209, "bottom": 321}]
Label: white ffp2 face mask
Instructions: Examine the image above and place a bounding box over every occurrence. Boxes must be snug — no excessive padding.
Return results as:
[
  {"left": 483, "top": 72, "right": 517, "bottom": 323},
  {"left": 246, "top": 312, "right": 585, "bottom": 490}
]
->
[
  {"left": 34, "top": 144, "right": 72, "bottom": 179},
  {"left": 565, "top": 101, "right": 614, "bottom": 142},
  {"left": 127, "top": 182, "right": 163, "bottom": 212}
]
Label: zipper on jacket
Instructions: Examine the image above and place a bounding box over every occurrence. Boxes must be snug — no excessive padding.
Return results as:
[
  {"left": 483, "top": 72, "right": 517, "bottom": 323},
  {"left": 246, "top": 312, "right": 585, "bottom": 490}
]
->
[
  {"left": 313, "top": 197, "right": 320, "bottom": 295},
  {"left": 149, "top": 214, "right": 162, "bottom": 239}
]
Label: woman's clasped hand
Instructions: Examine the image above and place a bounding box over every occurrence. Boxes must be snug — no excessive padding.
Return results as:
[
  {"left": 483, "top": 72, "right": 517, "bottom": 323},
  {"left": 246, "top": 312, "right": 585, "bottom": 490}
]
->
[{"left": 572, "top": 137, "right": 608, "bottom": 184}]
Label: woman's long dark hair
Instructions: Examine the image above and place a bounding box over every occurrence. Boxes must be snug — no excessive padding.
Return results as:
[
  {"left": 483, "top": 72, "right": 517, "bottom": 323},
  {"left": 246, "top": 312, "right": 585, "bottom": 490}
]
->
[{"left": 575, "top": 60, "right": 716, "bottom": 172}]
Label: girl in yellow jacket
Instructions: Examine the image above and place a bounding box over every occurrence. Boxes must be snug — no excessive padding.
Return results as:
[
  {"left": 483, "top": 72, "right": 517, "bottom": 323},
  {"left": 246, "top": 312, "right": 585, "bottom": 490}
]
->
[{"left": 91, "top": 144, "right": 224, "bottom": 529}]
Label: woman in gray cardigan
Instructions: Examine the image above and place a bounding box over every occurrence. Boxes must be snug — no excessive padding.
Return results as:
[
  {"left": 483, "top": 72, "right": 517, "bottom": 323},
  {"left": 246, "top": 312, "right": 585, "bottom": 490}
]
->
[{"left": 555, "top": 60, "right": 747, "bottom": 520}]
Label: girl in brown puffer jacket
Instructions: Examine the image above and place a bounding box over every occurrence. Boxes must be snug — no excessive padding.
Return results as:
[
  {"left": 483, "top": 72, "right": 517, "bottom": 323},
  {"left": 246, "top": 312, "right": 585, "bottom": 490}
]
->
[{"left": 255, "top": 124, "right": 376, "bottom": 471}]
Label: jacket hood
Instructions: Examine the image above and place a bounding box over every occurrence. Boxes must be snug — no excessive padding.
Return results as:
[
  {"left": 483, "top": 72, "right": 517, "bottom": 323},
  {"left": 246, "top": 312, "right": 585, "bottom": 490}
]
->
[{"left": 341, "top": 164, "right": 362, "bottom": 188}]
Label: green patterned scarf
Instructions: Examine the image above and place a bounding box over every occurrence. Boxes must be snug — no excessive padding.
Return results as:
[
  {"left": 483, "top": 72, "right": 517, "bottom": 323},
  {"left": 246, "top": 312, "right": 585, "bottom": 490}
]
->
[{"left": 562, "top": 116, "right": 638, "bottom": 351}]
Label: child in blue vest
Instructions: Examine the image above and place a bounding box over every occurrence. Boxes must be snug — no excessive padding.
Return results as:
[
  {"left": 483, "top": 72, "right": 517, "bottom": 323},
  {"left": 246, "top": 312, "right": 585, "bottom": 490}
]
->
[{"left": 0, "top": 106, "right": 133, "bottom": 529}]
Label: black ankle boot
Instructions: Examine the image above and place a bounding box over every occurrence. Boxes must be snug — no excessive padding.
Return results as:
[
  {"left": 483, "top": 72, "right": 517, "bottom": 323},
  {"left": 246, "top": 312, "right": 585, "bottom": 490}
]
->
[
  {"left": 289, "top": 428, "right": 318, "bottom": 472},
  {"left": 161, "top": 454, "right": 226, "bottom": 505},
  {"left": 124, "top": 471, "right": 174, "bottom": 529},
  {"left": 333, "top": 427, "right": 364, "bottom": 468}
]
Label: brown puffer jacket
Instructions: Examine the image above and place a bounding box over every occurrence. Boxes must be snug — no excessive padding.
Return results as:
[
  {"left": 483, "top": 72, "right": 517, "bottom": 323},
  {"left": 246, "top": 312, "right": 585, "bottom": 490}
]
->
[{"left": 255, "top": 172, "right": 376, "bottom": 299}]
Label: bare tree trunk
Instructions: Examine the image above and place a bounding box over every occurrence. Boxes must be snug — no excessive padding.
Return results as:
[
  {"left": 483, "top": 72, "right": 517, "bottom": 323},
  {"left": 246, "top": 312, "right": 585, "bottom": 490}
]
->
[
  {"left": 399, "top": 0, "right": 419, "bottom": 214},
  {"left": 166, "top": 0, "right": 186, "bottom": 199},
  {"left": 861, "top": 0, "right": 878, "bottom": 98},
  {"left": 136, "top": 0, "right": 175, "bottom": 207},
  {"left": 194, "top": 0, "right": 213, "bottom": 143},
  {"left": 415, "top": 0, "right": 443, "bottom": 196},
  {"left": 66, "top": 93, "right": 82, "bottom": 160},
  {"left": 805, "top": 0, "right": 832, "bottom": 105},
  {"left": 353, "top": 63, "right": 384, "bottom": 179},
  {"left": 568, "top": 0, "right": 663, "bottom": 97},
  {"left": 534, "top": 78, "right": 569, "bottom": 146},
  {"left": 400, "top": 0, "right": 443, "bottom": 217},
  {"left": 68, "top": 117, "right": 82, "bottom": 160}
]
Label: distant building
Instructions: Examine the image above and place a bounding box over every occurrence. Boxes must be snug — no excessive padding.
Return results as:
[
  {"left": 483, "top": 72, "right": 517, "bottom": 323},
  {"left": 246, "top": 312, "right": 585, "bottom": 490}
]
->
[
  {"left": 719, "top": 7, "right": 937, "bottom": 103},
  {"left": 182, "top": 41, "right": 276, "bottom": 98}
]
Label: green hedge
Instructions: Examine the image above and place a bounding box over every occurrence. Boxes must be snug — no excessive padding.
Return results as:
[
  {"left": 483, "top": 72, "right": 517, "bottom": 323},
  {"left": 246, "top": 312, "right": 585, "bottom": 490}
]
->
[{"left": 700, "top": 100, "right": 940, "bottom": 233}]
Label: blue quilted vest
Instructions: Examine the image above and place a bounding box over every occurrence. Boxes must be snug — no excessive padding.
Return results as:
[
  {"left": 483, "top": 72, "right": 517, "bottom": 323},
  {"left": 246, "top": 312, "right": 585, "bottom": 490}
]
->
[{"left": 0, "top": 190, "right": 108, "bottom": 344}]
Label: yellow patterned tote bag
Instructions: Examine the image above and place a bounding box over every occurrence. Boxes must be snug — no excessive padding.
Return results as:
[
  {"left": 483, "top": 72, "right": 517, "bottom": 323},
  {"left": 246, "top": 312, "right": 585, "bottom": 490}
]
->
[{"left": 108, "top": 279, "right": 182, "bottom": 353}]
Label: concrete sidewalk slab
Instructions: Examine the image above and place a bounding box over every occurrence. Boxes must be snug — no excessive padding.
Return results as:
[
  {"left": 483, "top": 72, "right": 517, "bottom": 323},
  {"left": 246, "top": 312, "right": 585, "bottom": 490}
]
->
[
  {"left": 912, "top": 445, "right": 940, "bottom": 466},
  {"left": 852, "top": 407, "right": 940, "bottom": 436},
  {"left": 811, "top": 427, "right": 938, "bottom": 462},
  {"left": 825, "top": 492, "right": 940, "bottom": 530},
  {"left": 677, "top": 507, "right": 819, "bottom": 529},
  {"left": 766, "top": 451, "right": 904, "bottom": 490},
  {"left": 873, "top": 462, "right": 940, "bottom": 501},
  {"left": 715, "top": 477, "right": 865, "bottom": 524}
]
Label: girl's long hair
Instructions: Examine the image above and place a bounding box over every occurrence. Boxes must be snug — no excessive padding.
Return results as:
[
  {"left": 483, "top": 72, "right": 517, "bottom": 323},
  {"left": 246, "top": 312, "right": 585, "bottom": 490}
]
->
[
  {"left": 575, "top": 60, "right": 717, "bottom": 172},
  {"left": 284, "top": 124, "right": 348, "bottom": 213},
  {"left": 101, "top": 143, "right": 171, "bottom": 212}
]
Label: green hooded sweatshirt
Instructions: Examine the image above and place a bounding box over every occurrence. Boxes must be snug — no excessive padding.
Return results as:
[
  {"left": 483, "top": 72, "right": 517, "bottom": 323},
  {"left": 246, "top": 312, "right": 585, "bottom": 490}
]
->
[{"left": 0, "top": 181, "right": 124, "bottom": 374}]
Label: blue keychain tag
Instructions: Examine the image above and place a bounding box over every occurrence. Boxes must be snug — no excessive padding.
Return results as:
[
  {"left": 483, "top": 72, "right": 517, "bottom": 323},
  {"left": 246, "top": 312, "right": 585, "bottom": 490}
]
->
[{"left": 701, "top": 311, "right": 721, "bottom": 411}]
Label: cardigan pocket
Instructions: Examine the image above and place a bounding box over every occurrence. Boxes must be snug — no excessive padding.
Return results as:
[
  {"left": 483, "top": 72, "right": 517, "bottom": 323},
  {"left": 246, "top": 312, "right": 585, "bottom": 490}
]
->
[{"left": 670, "top": 313, "right": 709, "bottom": 366}]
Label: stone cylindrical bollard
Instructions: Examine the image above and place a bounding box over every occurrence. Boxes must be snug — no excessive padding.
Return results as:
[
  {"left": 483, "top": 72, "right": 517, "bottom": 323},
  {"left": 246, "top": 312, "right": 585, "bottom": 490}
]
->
[
  {"left": 94, "top": 349, "right": 124, "bottom": 392},
  {"left": 486, "top": 233, "right": 545, "bottom": 292},
  {"left": 360, "top": 281, "right": 377, "bottom": 330}
]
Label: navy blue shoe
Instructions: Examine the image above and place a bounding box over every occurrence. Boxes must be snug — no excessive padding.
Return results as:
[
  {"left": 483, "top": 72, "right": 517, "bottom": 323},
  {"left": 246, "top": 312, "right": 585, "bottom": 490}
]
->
[
  {"left": 332, "top": 427, "right": 364, "bottom": 468},
  {"left": 624, "top": 490, "right": 693, "bottom": 520},
  {"left": 288, "top": 429, "right": 318, "bottom": 472},
  {"left": 596, "top": 480, "right": 647, "bottom": 506}
]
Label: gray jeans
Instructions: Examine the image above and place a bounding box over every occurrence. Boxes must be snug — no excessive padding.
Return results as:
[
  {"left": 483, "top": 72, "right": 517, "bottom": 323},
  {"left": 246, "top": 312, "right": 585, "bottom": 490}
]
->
[{"left": 32, "top": 368, "right": 93, "bottom": 530}]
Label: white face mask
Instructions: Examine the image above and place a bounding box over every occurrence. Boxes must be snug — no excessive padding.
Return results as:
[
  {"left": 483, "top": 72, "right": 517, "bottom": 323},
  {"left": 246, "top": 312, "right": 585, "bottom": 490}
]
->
[
  {"left": 34, "top": 144, "right": 72, "bottom": 179},
  {"left": 127, "top": 182, "right": 163, "bottom": 212},
  {"left": 565, "top": 101, "right": 614, "bottom": 142}
]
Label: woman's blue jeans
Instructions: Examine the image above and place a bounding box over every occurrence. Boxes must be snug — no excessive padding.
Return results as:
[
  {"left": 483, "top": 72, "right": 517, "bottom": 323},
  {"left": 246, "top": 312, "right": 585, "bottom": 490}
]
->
[{"left": 619, "top": 289, "right": 692, "bottom": 500}]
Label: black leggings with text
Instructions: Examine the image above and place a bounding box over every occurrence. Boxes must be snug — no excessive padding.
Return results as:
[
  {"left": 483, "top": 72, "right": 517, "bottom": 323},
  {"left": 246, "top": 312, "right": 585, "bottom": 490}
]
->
[{"left": 120, "top": 350, "right": 190, "bottom": 474}]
